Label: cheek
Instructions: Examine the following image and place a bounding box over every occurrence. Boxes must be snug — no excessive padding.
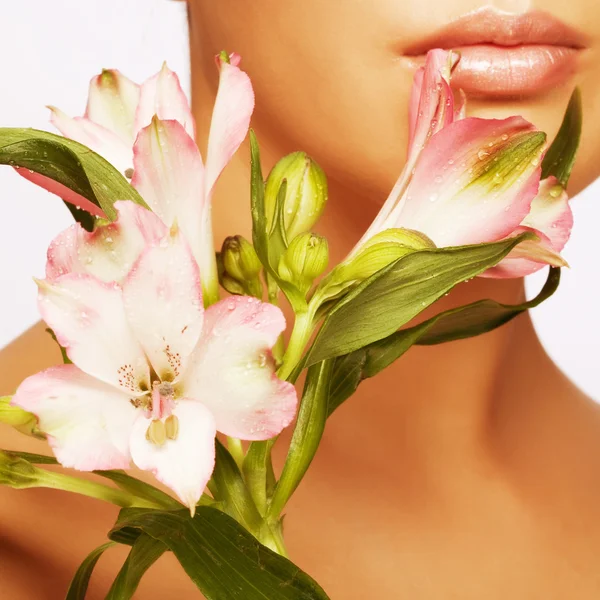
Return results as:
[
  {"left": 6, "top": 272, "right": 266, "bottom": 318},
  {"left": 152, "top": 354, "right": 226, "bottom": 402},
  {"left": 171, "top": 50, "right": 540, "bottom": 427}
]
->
[{"left": 192, "top": 1, "right": 418, "bottom": 202}]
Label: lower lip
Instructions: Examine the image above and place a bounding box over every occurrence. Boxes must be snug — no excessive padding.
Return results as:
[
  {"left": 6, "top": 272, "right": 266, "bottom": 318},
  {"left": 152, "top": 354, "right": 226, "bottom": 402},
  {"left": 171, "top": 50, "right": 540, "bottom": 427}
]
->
[{"left": 445, "top": 44, "right": 580, "bottom": 98}]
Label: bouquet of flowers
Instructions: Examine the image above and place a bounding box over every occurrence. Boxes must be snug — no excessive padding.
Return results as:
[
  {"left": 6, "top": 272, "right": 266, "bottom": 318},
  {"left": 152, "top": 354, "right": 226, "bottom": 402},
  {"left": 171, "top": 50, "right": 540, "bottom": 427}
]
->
[{"left": 0, "top": 49, "right": 579, "bottom": 598}]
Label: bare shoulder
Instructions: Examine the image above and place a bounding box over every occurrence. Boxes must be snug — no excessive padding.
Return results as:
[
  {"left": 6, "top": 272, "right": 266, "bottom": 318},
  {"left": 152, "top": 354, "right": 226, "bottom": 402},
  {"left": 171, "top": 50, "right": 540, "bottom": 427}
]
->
[{"left": 0, "top": 321, "right": 61, "bottom": 395}]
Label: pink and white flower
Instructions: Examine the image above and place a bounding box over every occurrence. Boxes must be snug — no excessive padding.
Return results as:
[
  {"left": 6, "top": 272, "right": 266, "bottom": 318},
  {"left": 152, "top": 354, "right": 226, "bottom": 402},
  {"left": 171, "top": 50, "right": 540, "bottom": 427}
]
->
[
  {"left": 358, "top": 49, "right": 572, "bottom": 278},
  {"left": 12, "top": 202, "right": 296, "bottom": 512},
  {"left": 26, "top": 54, "right": 254, "bottom": 302}
]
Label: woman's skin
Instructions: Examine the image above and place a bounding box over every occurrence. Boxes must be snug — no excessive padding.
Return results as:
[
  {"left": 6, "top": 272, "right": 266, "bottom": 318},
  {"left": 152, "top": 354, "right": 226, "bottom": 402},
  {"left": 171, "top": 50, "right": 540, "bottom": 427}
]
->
[{"left": 2, "top": 1, "right": 600, "bottom": 598}]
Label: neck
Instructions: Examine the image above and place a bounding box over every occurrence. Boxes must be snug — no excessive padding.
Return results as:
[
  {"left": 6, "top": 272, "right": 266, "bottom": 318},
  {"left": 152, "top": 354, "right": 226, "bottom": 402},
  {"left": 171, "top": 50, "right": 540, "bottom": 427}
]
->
[{"left": 189, "top": 48, "right": 565, "bottom": 481}]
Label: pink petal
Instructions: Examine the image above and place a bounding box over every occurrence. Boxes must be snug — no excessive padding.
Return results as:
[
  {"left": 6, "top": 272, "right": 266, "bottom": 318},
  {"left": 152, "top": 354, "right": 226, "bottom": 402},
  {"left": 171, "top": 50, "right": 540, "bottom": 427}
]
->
[
  {"left": 131, "top": 119, "right": 206, "bottom": 269},
  {"left": 49, "top": 107, "right": 133, "bottom": 175},
  {"left": 16, "top": 169, "right": 106, "bottom": 218},
  {"left": 391, "top": 116, "right": 544, "bottom": 247},
  {"left": 46, "top": 201, "right": 167, "bottom": 283},
  {"left": 129, "top": 400, "right": 216, "bottom": 512},
  {"left": 181, "top": 297, "right": 297, "bottom": 441},
  {"left": 122, "top": 233, "right": 204, "bottom": 382},
  {"left": 85, "top": 69, "right": 141, "bottom": 144},
  {"left": 407, "top": 50, "right": 456, "bottom": 160},
  {"left": 12, "top": 365, "right": 136, "bottom": 470},
  {"left": 484, "top": 177, "right": 572, "bottom": 278},
  {"left": 357, "top": 50, "right": 456, "bottom": 247},
  {"left": 38, "top": 274, "right": 150, "bottom": 394},
  {"left": 203, "top": 59, "right": 255, "bottom": 200},
  {"left": 134, "top": 63, "right": 195, "bottom": 140}
]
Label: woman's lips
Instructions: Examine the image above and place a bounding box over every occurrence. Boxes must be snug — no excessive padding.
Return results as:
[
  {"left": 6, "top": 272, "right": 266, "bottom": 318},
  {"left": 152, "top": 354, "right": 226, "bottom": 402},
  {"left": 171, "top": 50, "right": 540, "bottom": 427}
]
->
[
  {"left": 404, "top": 10, "right": 589, "bottom": 98},
  {"left": 450, "top": 44, "right": 579, "bottom": 97}
]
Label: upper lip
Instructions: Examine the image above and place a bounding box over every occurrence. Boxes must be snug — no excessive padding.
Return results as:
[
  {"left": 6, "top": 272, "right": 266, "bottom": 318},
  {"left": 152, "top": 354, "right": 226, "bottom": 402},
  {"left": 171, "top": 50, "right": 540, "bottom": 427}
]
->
[{"left": 404, "top": 9, "right": 590, "bottom": 56}]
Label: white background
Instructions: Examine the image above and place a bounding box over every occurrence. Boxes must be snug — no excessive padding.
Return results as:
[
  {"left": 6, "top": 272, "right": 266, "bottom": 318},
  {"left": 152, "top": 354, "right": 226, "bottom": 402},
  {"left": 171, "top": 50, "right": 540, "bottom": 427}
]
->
[{"left": 0, "top": 1, "right": 598, "bottom": 399}]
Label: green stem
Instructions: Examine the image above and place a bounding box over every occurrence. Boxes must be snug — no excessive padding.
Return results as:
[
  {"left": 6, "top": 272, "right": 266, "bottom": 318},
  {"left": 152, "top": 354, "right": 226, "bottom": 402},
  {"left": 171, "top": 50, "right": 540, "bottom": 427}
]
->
[
  {"left": 38, "top": 470, "right": 160, "bottom": 508},
  {"left": 277, "top": 309, "right": 315, "bottom": 381},
  {"left": 200, "top": 206, "right": 221, "bottom": 307},
  {"left": 227, "top": 437, "right": 245, "bottom": 469}
]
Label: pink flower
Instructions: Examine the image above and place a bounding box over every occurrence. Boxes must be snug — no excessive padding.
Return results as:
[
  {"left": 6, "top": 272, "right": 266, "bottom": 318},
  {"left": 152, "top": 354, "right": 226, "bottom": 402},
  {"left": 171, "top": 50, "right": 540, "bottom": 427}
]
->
[
  {"left": 27, "top": 54, "right": 254, "bottom": 302},
  {"left": 358, "top": 50, "right": 572, "bottom": 278},
  {"left": 12, "top": 202, "right": 296, "bottom": 512}
]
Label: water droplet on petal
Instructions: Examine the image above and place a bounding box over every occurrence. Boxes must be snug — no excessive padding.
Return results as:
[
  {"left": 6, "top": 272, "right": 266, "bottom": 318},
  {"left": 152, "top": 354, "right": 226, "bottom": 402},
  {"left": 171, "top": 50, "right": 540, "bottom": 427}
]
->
[
  {"left": 429, "top": 193, "right": 439, "bottom": 202},
  {"left": 501, "top": 134, "right": 509, "bottom": 141},
  {"left": 434, "top": 176, "right": 443, "bottom": 184},
  {"left": 477, "top": 150, "right": 490, "bottom": 160}
]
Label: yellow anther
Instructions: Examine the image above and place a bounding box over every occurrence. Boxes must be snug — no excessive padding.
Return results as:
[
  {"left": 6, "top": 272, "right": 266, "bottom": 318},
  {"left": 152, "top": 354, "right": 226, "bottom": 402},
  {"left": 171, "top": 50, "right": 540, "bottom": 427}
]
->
[
  {"left": 146, "top": 419, "right": 167, "bottom": 446},
  {"left": 165, "top": 415, "right": 180, "bottom": 440}
]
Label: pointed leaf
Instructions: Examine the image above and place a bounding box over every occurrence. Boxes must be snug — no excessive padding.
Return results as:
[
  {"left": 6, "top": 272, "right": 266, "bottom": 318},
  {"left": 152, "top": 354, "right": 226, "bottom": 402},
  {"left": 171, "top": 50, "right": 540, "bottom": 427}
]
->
[
  {"left": 268, "top": 360, "right": 333, "bottom": 519},
  {"left": 108, "top": 507, "right": 330, "bottom": 600},
  {"left": 105, "top": 534, "right": 167, "bottom": 600},
  {"left": 306, "top": 233, "right": 536, "bottom": 365},
  {"left": 327, "top": 266, "right": 560, "bottom": 414},
  {"left": 541, "top": 88, "right": 582, "bottom": 187},
  {"left": 0, "top": 128, "right": 147, "bottom": 221},
  {"left": 65, "top": 541, "right": 116, "bottom": 600}
]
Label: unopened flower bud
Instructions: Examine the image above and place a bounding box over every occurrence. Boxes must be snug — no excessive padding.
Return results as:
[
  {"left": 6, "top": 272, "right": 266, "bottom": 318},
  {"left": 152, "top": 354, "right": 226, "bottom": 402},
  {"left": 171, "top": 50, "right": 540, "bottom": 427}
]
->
[
  {"left": 278, "top": 233, "right": 329, "bottom": 294},
  {"left": 264, "top": 152, "right": 328, "bottom": 242},
  {"left": 220, "top": 236, "right": 263, "bottom": 298},
  {"left": 339, "top": 229, "right": 434, "bottom": 283}
]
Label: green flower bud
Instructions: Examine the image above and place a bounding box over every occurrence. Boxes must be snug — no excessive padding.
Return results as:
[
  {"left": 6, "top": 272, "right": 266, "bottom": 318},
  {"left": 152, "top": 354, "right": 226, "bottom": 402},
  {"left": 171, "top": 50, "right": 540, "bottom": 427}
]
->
[
  {"left": 339, "top": 229, "right": 435, "bottom": 282},
  {"left": 265, "top": 152, "right": 328, "bottom": 241},
  {"left": 220, "top": 235, "right": 263, "bottom": 298},
  {"left": 0, "top": 396, "right": 45, "bottom": 439},
  {"left": 315, "top": 229, "right": 434, "bottom": 303},
  {"left": 278, "top": 233, "right": 329, "bottom": 295}
]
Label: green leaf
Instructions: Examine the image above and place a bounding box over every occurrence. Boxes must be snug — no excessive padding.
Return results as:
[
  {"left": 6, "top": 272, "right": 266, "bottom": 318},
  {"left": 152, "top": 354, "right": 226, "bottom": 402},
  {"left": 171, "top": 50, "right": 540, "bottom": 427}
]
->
[
  {"left": 105, "top": 534, "right": 167, "bottom": 600},
  {"left": 305, "top": 233, "right": 535, "bottom": 366},
  {"left": 243, "top": 438, "right": 276, "bottom": 516},
  {"left": 45, "top": 328, "right": 72, "bottom": 364},
  {"left": 65, "top": 541, "right": 116, "bottom": 600},
  {"left": 541, "top": 88, "right": 582, "bottom": 187},
  {"left": 249, "top": 131, "right": 306, "bottom": 312},
  {"left": 327, "top": 267, "right": 560, "bottom": 415},
  {"left": 109, "top": 507, "right": 330, "bottom": 600},
  {"left": 0, "top": 128, "right": 147, "bottom": 221},
  {"left": 268, "top": 361, "right": 333, "bottom": 520},
  {"left": 212, "top": 439, "right": 263, "bottom": 535}
]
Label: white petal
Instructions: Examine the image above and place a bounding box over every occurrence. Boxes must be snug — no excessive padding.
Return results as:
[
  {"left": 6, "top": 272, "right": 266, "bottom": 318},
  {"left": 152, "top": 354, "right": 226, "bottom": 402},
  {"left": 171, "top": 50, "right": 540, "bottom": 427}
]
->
[
  {"left": 134, "top": 64, "right": 195, "bottom": 139},
  {"left": 12, "top": 365, "right": 136, "bottom": 470},
  {"left": 131, "top": 119, "right": 206, "bottom": 269},
  {"left": 129, "top": 401, "right": 216, "bottom": 511},
  {"left": 85, "top": 69, "right": 141, "bottom": 144},
  {"left": 38, "top": 274, "right": 150, "bottom": 394},
  {"left": 122, "top": 233, "right": 204, "bottom": 381},
  {"left": 49, "top": 107, "right": 133, "bottom": 175},
  {"left": 182, "top": 297, "right": 297, "bottom": 440},
  {"left": 46, "top": 201, "right": 167, "bottom": 283}
]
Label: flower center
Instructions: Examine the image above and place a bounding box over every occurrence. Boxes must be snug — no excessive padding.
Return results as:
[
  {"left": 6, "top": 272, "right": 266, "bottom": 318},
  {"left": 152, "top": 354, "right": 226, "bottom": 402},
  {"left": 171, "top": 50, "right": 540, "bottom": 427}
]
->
[{"left": 130, "top": 380, "right": 180, "bottom": 446}]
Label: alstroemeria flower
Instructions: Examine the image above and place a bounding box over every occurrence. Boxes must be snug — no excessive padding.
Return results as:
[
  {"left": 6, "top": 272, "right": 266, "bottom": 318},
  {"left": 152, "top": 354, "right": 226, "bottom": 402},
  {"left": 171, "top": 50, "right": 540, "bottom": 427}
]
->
[
  {"left": 358, "top": 49, "right": 572, "bottom": 278},
  {"left": 12, "top": 202, "right": 296, "bottom": 512},
  {"left": 23, "top": 54, "right": 255, "bottom": 300}
]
